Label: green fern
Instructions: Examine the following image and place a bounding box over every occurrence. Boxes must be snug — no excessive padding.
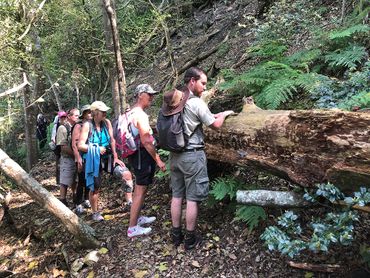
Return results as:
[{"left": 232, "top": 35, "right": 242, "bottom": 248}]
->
[
  {"left": 234, "top": 205, "right": 267, "bottom": 231},
  {"left": 329, "top": 24, "right": 370, "bottom": 40},
  {"left": 247, "top": 40, "right": 288, "bottom": 60},
  {"left": 210, "top": 177, "right": 241, "bottom": 200},
  {"left": 325, "top": 45, "right": 367, "bottom": 70}
]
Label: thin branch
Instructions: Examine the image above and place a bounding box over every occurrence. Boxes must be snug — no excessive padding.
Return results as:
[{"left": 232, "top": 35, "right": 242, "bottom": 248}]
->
[
  {"left": 17, "top": 0, "right": 47, "bottom": 41},
  {"left": 0, "top": 73, "right": 31, "bottom": 98}
]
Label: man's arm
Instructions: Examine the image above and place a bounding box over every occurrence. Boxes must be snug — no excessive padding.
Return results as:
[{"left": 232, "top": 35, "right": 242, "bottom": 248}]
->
[
  {"left": 105, "top": 119, "right": 125, "bottom": 167},
  {"left": 136, "top": 115, "right": 166, "bottom": 172},
  {"left": 210, "top": 110, "right": 234, "bottom": 130}
]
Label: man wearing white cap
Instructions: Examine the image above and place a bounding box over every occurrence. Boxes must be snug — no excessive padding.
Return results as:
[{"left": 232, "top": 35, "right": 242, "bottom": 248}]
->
[{"left": 126, "top": 84, "right": 166, "bottom": 237}]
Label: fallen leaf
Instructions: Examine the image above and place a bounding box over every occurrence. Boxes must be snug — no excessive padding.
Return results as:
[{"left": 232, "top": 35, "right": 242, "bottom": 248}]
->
[
  {"left": 99, "top": 247, "right": 109, "bottom": 254},
  {"left": 151, "top": 205, "right": 160, "bottom": 211},
  {"left": 228, "top": 253, "right": 237, "bottom": 260},
  {"left": 133, "top": 270, "right": 148, "bottom": 278},
  {"left": 191, "top": 260, "right": 200, "bottom": 268},
  {"left": 28, "top": 261, "right": 38, "bottom": 270},
  {"left": 70, "top": 258, "right": 84, "bottom": 275},
  {"left": 158, "top": 262, "right": 168, "bottom": 272},
  {"left": 84, "top": 251, "right": 99, "bottom": 266},
  {"left": 103, "top": 215, "right": 114, "bottom": 220},
  {"left": 87, "top": 271, "right": 94, "bottom": 278},
  {"left": 52, "top": 268, "right": 66, "bottom": 277},
  {"left": 213, "top": 236, "right": 220, "bottom": 242},
  {"left": 122, "top": 219, "right": 129, "bottom": 224}
]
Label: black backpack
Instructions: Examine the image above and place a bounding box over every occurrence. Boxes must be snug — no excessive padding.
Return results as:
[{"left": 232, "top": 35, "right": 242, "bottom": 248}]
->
[{"left": 157, "top": 110, "right": 187, "bottom": 152}]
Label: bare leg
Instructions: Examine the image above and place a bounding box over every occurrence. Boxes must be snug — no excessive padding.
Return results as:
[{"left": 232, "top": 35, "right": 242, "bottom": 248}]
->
[
  {"left": 185, "top": 200, "right": 198, "bottom": 231},
  {"left": 90, "top": 190, "right": 99, "bottom": 213},
  {"left": 171, "top": 197, "right": 183, "bottom": 228},
  {"left": 129, "top": 185, "right": 147, "bottom": 227}
]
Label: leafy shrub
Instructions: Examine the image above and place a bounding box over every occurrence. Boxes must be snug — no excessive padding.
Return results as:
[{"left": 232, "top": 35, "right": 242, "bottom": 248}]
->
[{"left": 261, "top": 183, "right": 368, "bottom": 258}]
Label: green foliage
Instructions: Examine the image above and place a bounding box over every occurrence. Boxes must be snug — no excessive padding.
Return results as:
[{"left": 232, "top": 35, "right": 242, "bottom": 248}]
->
[
  {"left": 234, "top": 205, "right": 267, "bottom": 231},
  {"left": 209, "top": 176, "right": 266, "bottom": 231},
  {"left": 247, "top": 40, "right": 287, "bottom": 60},
  {"left": 261, "top": 183, "right": 367, "bottom": 258},
  {"left": 210, "top": 177, "right": 241, "bottom": 200},
  {"left": 324, "top": 45, "right": 367, "bottom": 71},
  {"left": 154, "top": 149, "right": 170, "bottom": 180},
  {"left": 329, "top": 24, "right": 370, "bottom": 40}
]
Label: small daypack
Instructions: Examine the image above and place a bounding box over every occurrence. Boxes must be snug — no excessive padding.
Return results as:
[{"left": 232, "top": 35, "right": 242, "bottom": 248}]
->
[
  {"left": 113, "top": 110, "right": 138, "bottom": 158},
  {"left": 157, "top": 110, "right": 187, "bottom": 152},
  {"left": 54, "top": 123, "right": 73, "bottom": 156}
]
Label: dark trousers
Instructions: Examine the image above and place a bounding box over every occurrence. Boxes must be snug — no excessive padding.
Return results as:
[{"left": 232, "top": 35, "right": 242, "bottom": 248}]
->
[{"left": 74, "top": 169, "right": 89, "bottom": 205}]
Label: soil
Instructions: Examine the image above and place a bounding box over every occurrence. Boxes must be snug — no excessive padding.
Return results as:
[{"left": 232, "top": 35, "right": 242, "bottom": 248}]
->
[{"left": 0, "top": 153, "right": 369, "bottom": 278}]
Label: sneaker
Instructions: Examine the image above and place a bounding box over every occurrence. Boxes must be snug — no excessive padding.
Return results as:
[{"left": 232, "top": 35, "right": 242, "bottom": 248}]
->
[
  {"left": 75, "top": 204, "right": 84, "bottom": 215},
  {"left": 137, "top": 216, "right": 156, "bottom": 226},
  {"left": 127, "top": 226, "right": 152, "bottom": 238},
  {"left": 83, "top": 200, "right": 91, "bottom": 208},
  {"left": 92, "top": 212, "right": 104, "bottom": 222}
]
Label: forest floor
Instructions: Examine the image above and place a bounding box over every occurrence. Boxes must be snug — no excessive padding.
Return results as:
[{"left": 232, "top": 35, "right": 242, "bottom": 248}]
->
[{"left": 0, "top": 152, "right": 369, "bottom": 278}]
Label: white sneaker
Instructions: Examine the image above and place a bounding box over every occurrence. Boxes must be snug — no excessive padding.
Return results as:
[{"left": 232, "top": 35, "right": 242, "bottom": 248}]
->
[
  {"left": 75, "top": 204, "right": 84, "bottom": 215},
  {"left": 137, "top": 216, "right": 156, "bottom": 226},
  {"left": 92, "top": 212, "right": 104, "bottom": 221},
  {"left": 127, "top": 226, "right": 152, "bottom": 238},
  {"left": 83, "top": 200, "right": 91, "bottom": 208}
]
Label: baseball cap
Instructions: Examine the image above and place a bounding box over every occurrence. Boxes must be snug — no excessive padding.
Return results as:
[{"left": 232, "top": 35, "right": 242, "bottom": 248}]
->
[
  {"left": 134, "top": 84, "right": 158, "bottom": 97},
  {"left": 90, "top": 101, "right": 110, "bottom": 112},
  {"left": 57, "top": 111, "right": 67, "bottom": 118}
]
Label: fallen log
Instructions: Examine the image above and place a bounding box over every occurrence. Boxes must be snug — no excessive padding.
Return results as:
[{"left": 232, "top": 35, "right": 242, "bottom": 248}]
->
[
  {"left": 236, "top": 190, "right": 310, "bottom": 208},
  {"left": 0, "top": 148, "right": 99, "bottom": 248},
  {"left": 236, "top": 190, "right": 370, "bottom": 212},
  {"left": 205, "top": 98, "right": 370, "bottom": 190}
]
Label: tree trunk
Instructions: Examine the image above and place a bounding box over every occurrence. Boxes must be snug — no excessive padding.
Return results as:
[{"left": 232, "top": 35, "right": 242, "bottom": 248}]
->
[
  {"left": 0, "top": 149, "right": 99, "bottom": 248},
  {"left": 101, "top": 1, "right": 120, "bottom": 116},
  {"left": 22, "top": 74, "right": 38, "bottom": 171},
  {"left": 204, "top": 98, "right": 370, "bottom": 190},
  {"left": 101, "top": 0, "right": 127, "bottom": 115},
  {"left": 46, "top": 73, "right": 62, "bottom": 111}
]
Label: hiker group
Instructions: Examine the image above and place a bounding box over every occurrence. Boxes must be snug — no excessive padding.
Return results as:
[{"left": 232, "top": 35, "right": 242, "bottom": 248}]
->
[{"left": 51, "top": 67, "right": 233, "bottom": 250}]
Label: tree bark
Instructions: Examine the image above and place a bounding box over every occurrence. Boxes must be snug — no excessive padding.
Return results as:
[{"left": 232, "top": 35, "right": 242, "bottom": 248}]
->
[
  {"left": 102, "top": 0, "right": 127, "bottom": 115},
  {"left": 101, "top": 0, "right": 121, "bottom": 116},
  {"left": 0, "top": 149, "right": 99, "bottom": 248},
  {"left": 204, "top": 98, "right": 370, "bottom": 190},
  {"left": 236, "top": 190, "right": 310, "bottom": 208}
]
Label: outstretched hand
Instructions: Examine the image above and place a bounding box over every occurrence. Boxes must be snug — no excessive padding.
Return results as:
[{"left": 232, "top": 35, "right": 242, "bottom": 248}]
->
[{"left": 223, "top": 110, "right": 235, "bottom": 117}]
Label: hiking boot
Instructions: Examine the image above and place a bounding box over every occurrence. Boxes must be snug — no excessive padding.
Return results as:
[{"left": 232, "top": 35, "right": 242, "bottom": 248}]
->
[
  {"left": 171, "top": 227, "right": 184, "bottom": 247},
  {"left": 83, "top": 200, "right": 91, "bottom": 208},
  {"left": 137, "top": 216, "right": 156, "bottom": 226},
  {"left": 184, "top": 231, "right": 202, "bottom": 250},
  {"left": 92, "top": 212, "right": 104, "bottom": 222},
  {"left": 127, "top": 226, "right": 152, "bottom": 238},
  {"left": 75, "top": 204, "right": 84, "bottom": 215}
]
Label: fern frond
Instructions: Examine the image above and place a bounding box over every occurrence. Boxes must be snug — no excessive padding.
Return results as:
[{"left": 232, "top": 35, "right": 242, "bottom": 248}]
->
[
  {"left": 210, "top": 177, "right": 240, "bottom": 201},
  {"left": 284, "top": 49, "right": 322, "bottom": 71},
  {"left": 234, "top": 205, "right": 267, "bottom": 231},
  {"left": 325, "top": 45, "right": 367, "bottom": 70},
  {"left": 256, "top": 78, "right": 298, "bottom": 109},
  {"left": 247, "top": 40, "right": 288, "bottom": 60},
  {"left": 329, "top": 24, "right": 370, "bottom": 40}
]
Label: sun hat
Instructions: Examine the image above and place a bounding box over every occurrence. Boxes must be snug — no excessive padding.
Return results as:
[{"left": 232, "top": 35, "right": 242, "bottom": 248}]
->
[
  {"left": 90, "top": 101, "right": 110, "bottom": 112},
  {"left": 134, "top": 84, "right": 159, "bottom": 97},
  {"left": 79, "top": 104, "right": 91, "bottom": 118},
  {"left": 161, "top": 88, "right": 190, "bottom": 116},
  {"left": 57, "top": 111, "right": 67, "bottom": 118}
]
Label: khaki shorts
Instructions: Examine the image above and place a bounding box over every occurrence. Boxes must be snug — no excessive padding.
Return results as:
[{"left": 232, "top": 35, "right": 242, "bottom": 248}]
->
[
  {"left": 169, "top": 150, "right": 209, "bottom": 202},
  {"left": 60, "top": 156, "right": 77, "bottom": 186}
]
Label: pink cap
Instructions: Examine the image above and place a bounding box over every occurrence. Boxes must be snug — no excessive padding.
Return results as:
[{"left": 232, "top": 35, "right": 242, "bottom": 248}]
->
[{"left": 58, "top": 111, "right": 67, "bottom": 118}]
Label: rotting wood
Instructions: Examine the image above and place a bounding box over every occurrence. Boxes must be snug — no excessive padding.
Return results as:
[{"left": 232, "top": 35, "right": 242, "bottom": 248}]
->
[
  {"left": 204, "top": 97, "right": 370, "bottom": 190},
  {"left": 287, "top": 261, "right": 341, "bottom": 273},
  {"left": 0, "top": 148, "right": 99, "bottom": 248}
]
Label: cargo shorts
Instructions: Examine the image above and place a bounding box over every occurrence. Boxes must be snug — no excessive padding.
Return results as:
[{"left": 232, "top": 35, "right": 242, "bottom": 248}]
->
[
  {"left": 169, "top": 150, "right": 209, "bottom": 202},
  {"left": 59, "top": 156, "right": 77, "bottom": 186}
]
